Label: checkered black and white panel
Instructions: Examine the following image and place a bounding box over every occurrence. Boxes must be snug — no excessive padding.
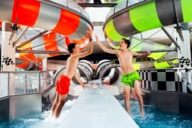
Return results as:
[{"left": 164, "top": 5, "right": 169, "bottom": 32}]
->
[
  {"left": 139, "top": 69, "right": 182, "bottom": 92},
  {"left": 139, "top": 70, "right": 151, "bottom": 90}
]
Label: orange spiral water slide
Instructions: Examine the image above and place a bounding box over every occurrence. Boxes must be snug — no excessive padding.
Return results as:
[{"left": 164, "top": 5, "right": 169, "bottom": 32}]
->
[{"left": 0, "top": 0, "right": 93, "bottom": 69}]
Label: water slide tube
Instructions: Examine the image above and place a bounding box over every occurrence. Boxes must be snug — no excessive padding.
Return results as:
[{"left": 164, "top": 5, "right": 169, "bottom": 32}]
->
[
  {"left": 104, "top": 0, "right": 190, "bottom": 69},
  {"left": 96, "top": 60, "right": 120, "bottom": 85},
  {"left": 104, "top": 0, "right": 191, "bottom": 41},
  {"left": 0, "top": 0, "right": 93, "bottom": 69},
  {"left": 54, "top": 60, "right": 94, "bottom": 85}
]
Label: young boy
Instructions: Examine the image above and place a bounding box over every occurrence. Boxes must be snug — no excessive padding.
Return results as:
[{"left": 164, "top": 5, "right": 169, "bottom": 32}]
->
[
  {"left": 96, "top": 36, "right": 150, "bottom": 116},
  {"left": 51, "top": 38, "right": 93, "bottom": 118}
]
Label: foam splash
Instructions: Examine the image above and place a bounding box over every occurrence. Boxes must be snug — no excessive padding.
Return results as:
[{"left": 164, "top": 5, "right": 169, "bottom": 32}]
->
[{"left": 30, "top": 99, "right": 76, "bottom": 128}]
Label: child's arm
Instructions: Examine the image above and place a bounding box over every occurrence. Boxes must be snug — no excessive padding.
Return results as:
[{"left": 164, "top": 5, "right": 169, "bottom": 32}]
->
[{"left": 74, "top": 71, "right": 85, "bottom": 88}]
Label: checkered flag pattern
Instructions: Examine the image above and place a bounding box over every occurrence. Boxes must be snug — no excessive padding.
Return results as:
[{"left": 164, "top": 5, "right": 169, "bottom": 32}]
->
[{"left": 138, "top": 69, "right": 182, "bottom": 92}]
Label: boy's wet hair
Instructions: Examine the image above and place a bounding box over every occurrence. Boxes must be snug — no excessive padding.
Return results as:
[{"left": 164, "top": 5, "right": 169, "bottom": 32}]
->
[
  {"left": 122, "top": 38, "right": 131, "bottom": 48},
  {"left": 68, "top": 43, "right": 76, "bottom": 53}
]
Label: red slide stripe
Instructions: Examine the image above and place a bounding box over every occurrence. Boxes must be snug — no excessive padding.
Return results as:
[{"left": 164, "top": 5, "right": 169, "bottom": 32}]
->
[
  {"left": 52, "top": 9, "right": 80, "bottom": 35},
  {"left": 12, "top": 0, "right": 40, "bottom": 27}
]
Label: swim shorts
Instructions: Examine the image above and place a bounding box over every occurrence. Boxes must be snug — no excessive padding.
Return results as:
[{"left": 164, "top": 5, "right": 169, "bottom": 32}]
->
[
  {"left": 121, "top": 71, "right": 141, "bottom": 88},
  {"left": 56, "top": 75, "right": 70, "bottom": 95}
]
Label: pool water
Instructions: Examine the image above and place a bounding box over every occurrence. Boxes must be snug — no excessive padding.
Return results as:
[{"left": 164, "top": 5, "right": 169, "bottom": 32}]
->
[
  {"left": 130, "top": 101, "right": 192, "bottom": 128},
  {"left": 0, "top": 100, "right": 192, "bottom": 128}
]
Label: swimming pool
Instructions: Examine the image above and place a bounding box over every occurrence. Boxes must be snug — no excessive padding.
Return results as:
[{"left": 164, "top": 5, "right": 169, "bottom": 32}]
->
[
  {"left": 131, "top": 101, "right": 192, "bottom": 128},
  {"left": 0, "top": 100, "right": 192, "bottom": 128}
]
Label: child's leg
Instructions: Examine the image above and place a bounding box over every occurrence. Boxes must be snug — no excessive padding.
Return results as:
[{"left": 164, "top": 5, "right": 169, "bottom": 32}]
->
[
  {"left": 124, "top": 86, "right": 131, "bottom": 113},
  {"left": 55, "top": 94, "right": 68, "bottom": 118},
  {"left": 51, "top": 93, "right": 59, "bottom": 117},
  {"left": 134, "top": 80, "right": 144, "bottom": 116}
]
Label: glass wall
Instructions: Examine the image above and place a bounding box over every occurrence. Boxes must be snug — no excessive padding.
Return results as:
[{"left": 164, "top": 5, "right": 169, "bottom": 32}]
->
[
  {"left": 0, "top": 71, "right": 54, "bottom": 98},
  {"left": 0, "top": 73, "right": 8, "bottom": 97}
]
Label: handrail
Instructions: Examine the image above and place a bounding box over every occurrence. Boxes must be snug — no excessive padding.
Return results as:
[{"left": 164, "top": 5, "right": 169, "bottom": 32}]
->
[{"left": 40, "top": 84, "right": 54, "bottom": 95}]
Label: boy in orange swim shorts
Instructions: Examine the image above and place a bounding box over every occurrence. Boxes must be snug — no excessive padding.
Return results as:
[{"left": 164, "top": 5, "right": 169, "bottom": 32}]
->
[{"left": 51, "top": 34, "right": 93, "bottom": 118}]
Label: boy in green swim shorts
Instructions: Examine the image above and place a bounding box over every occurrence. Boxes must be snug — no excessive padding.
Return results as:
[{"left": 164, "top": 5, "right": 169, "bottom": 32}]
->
[{"left": 96, "top": 36, "right": 150, "bottom": 116}]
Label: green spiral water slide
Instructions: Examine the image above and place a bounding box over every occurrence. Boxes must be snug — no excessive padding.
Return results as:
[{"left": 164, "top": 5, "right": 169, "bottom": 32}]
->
[{"left": 104, "top": 0, "right": 191, "bottom": 69}]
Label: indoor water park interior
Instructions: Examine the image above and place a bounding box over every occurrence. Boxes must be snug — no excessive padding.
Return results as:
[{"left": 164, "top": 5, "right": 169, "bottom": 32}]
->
[{"left": 0, "top": 0, "right": 192, "bottom": 127}]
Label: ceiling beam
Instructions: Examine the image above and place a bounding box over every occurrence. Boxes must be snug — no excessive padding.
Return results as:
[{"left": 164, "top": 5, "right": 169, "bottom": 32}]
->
[
  {"left": 78, "top": 3, "right": 117, "bottom": 7},
  {"left": 16, "top": 49, "right": 68, "bottom": 55}
]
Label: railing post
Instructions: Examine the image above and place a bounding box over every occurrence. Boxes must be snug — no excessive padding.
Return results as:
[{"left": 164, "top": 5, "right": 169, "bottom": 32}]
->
[
  {"left": 25, "top": 74, "right": 27, "bottom": 94},
  {"left": 39, "top": 72, "right": 41, "bottom": 93},
  {"left": 8, "top": 72, "right": 10, "bottom": 96}
]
